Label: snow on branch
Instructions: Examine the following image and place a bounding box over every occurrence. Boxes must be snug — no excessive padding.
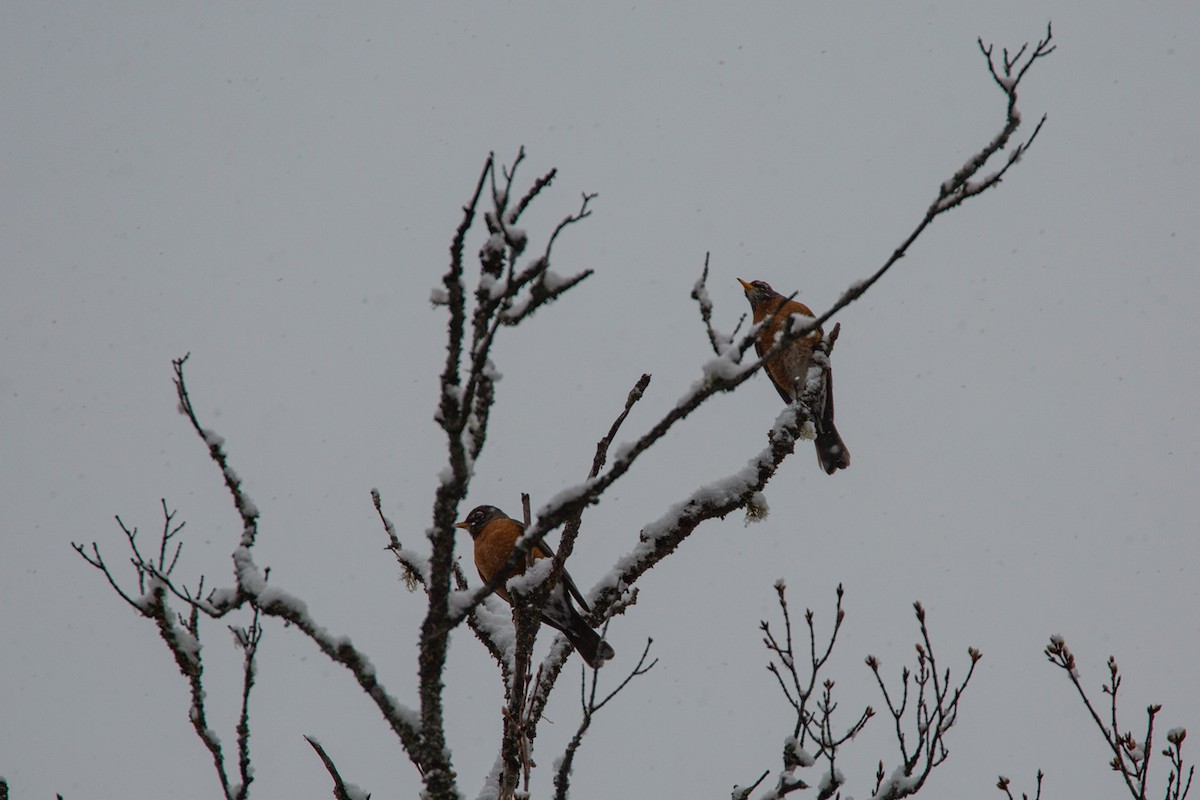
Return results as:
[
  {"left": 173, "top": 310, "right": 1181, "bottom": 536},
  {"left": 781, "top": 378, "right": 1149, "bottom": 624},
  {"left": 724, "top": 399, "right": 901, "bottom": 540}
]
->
[
  {"left": 83, "top": 358, "right": 429, "bottom": 781},
  {"left": 374, "top": 487, "right": 429, "bottom": 590},
  {"left": 588, "top": 378, "right": 827, "bottom": 615},
  {"left": 500, "top": 191, "right": 596, "bottom": 324},
  {"left": 933, "top": 22, "right": 1056, "bottom": 214},
  {"left": 693, "top": 254, "right": 740, "bottom": 356},
  {"left": 305, "top": 736, "right": 372, "bottom": 800},
  {"left": 176, "top": 359, "right": 425, "bottom": 771},
  {"left": 489, "top": 315, "right": 829, "bottom": 610},
  {"left": 173, "top": 353, "right": 260, "bottom": 548},
  {"left": 73, "top": 499, "right": 258, "bottom": 800}
]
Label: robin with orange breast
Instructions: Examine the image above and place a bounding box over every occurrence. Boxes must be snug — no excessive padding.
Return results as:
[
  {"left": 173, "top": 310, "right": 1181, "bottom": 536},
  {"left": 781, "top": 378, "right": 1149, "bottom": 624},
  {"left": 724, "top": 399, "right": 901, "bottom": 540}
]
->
[
  {"left": 455, "top": 505, "right": 615, "bottom": 668},
  {"left": 738, "top": 278, "right": 850, "bottom": 474}
]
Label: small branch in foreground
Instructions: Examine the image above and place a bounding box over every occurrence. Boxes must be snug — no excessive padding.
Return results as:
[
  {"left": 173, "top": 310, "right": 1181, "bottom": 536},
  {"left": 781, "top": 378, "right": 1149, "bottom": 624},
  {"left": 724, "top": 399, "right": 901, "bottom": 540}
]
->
[
  {"left": 374, "top": 488, "right": 425, "bottom": 590},
  {"left": 1045, "top": 636, "right": 1193, "bottom": 800},
  {"left": 588, "top": 373, "right": 653, "bottom": 479},
  {"left": 305, "top": 736, "right": 371, "bottom": 800},
  {"left": 868, "top": 602, "right": 982, "bottom": 800},
  {"left": 75, "top": 501, "right": 253, "bottom": 800},
  {"left": 175, "top": 358, "right": 430, "bottom": 777},
  {"left": 745, "top": 583, "right": 870, "bottom": 800},
  {"left": 997, "top": 770, "right": 1044, "bottom": 800},
  {"left": 231, "top": 607, "right": 262, "bottom": 798},
  {"left": 554, "top": 635, "right": 658, "bottom": 800},
  {"left": 693, "top": 253, "right": 739, "bottom": 356},
  {"left": 173, "top": 353, "right": 260, "bottom": 549}
]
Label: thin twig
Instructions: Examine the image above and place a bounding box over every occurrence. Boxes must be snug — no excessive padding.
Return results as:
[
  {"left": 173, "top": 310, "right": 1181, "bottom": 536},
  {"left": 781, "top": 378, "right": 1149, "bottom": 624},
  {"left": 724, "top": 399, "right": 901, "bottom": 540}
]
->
[
  {"left": 1045, "top": 636, "right": 1193, "bottom": 800},
  {"left": 996, "top": 770, "right": 1044, "bottom": 800},
  {"left": 868, "top": 603, "right": 981, "bottom": 800},
  {"left": 305, "top": 736, "right": 370, "bottom": 800},
  {"left": 553, "top": 636, "right": 657, "bottom": 800},
  {"left": 748, "top": 584, "right": 869, "bottom": 800}
]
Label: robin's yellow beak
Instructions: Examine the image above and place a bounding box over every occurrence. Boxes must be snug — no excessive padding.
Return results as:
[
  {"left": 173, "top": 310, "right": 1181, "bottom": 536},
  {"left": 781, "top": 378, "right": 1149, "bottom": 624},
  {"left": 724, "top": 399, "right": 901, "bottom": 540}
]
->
[
  {"left": 454, "top": 521, "right": 470, "bottom": 531},
  {"left": 737, "top": 278, "right": 753, "bottom": 293}
]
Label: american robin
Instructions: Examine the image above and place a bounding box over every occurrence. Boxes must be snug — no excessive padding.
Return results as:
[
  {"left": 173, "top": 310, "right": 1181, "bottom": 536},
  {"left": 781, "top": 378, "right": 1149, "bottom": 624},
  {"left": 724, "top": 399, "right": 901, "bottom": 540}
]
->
[
  {"left": 738, "top": 278, "right": 850, "bottom": 474},
  {"left": 455, "top": 505, "right": 615, "bottom": 668}
]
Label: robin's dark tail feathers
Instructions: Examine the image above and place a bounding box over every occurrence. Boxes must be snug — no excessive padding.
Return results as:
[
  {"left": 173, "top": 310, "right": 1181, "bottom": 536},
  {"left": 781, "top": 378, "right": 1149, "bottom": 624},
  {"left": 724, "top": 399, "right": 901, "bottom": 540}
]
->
[
  {"left": 542, "top": 603, "right": 615, "bottom": 669},
  {"left": 813, "top": 370, "right": 850, "bottom": 475},
  {"left": 815, "top": 425, "right": 851, "bottom": 475}
]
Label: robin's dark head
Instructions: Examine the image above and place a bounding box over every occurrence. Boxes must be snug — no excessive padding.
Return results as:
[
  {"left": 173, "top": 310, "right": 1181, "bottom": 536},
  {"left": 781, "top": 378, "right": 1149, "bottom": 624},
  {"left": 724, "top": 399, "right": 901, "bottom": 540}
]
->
[
  {"left": 454, "top": 504, "right": 508, "bottom": 538},
  {"left": 738, "top": 278, "right": 779, "bottom": 309}
]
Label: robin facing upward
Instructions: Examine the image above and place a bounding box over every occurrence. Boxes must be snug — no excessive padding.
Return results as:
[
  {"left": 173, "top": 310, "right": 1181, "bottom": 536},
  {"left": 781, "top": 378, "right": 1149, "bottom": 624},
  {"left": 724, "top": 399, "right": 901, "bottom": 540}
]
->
[
  {"left": 455, "top": 504, "right": 615, "bottom": 669},
  {"left": 739, "top": 278, "right": 850, "bottom": 475}
]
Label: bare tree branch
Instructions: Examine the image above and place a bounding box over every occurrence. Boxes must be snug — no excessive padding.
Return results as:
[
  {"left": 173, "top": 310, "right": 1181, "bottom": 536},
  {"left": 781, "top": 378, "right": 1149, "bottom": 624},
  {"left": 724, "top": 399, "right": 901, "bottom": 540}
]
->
[
  {"left": 375, "top": 487, "right": 426, "bottom": 590},
  {"left": 1046, "top": 636, "right": 1193, "bottom": 800},
  {"left": 74, "top": 501, "right": 253, "bottom": 800},
  {"left": 305, "top": 736, "right": 371, "bottom": 800},
  {"left": 693, "top": 253, "right": 739, "bottom": 356},
  {"left": 868, "top": 602, "right": 982, "bottom": 800},
  {"left": 181, "top": 360, "right": 434, "bottom": 776},
  {"left": 745, "top": 583, "right": 870, "bottom": 800},
  {"left": 996, "top": 770, "right": 1044, "bottom": 800},
  {"left": 230, "top": 608, "right": 262, "bottom": 800},
  {"left": 554, "top": 635, "right": 657, "bottom": 800},
  {"left": 173, "top": 354, "right": 260, "bottom": 552}
]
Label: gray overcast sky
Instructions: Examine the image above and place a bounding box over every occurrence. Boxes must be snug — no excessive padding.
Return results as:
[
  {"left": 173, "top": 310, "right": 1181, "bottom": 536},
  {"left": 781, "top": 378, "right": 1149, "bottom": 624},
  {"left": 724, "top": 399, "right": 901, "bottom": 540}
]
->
[{"left": 4, "top": 3, "right": 1198, "bottom": 798}]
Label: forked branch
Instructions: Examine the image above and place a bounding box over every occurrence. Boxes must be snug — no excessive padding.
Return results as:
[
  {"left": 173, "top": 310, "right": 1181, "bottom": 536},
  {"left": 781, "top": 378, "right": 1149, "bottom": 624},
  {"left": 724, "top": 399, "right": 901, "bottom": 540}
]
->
[
  {"left": 738, "top": 583, "right": 871, "bottom": 800},
  {"left": 1045, "top": 635, "right": 1193, "bottom": 800},
  {"left": 868, "top": 602, "right": 982, "bottom": 800},
  {"left": 997, "top": 770, "right": 1044, "bottom": 800},
  {"left": 554, "top": 636, "right": 658, "bottom": 800}
]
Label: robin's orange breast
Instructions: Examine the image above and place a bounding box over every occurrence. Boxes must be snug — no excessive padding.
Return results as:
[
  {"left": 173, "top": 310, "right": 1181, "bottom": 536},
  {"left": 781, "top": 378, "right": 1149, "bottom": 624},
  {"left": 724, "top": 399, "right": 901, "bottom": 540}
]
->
[{"left": 473, "top": 517, "right": 550, "bottom": 604}]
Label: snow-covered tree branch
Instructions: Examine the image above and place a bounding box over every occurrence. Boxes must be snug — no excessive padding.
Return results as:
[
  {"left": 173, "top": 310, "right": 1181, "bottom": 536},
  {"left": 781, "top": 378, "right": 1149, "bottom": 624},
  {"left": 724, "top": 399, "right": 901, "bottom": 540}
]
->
[{"left": 64, "top": 23, "right": 1178, "bottom": 800}]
